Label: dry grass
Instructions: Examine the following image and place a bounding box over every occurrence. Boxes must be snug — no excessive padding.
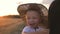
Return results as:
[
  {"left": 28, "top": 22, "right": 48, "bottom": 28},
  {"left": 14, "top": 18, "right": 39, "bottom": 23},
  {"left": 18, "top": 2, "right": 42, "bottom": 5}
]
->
[{"left": 0, "top": 18, "right": 25, "bottom": 34}]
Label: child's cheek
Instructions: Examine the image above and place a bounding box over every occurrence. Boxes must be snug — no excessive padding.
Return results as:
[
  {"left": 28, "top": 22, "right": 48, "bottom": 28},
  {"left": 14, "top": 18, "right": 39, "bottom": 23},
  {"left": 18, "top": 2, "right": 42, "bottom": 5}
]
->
[{"left": 34, "top": 19, "right": 40, "bottom": 23}]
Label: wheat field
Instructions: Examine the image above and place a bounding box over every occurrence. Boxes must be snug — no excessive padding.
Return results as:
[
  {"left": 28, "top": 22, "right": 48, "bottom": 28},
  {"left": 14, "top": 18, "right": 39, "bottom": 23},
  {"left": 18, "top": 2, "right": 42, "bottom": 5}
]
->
[{"left": 0, "top": 18, "right": 25, "bottom": 34}]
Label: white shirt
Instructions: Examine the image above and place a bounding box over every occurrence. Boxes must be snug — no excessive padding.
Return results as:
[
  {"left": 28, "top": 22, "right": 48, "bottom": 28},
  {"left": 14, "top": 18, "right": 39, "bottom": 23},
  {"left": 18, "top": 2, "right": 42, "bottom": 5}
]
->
[{"left": 22, "top": 26, "right": 44, "bottom": 33}]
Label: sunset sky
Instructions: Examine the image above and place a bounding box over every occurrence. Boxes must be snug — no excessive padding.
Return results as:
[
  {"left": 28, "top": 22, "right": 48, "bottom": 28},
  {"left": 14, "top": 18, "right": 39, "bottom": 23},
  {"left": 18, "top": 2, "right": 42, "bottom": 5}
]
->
[{"left": 0, "top": 0, "right": 54, "bottom": 16}]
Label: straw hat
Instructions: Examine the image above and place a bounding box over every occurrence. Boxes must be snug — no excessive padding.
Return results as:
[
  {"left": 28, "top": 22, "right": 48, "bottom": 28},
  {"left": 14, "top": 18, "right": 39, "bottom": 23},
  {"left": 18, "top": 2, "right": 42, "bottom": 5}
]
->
[{"left": 17, "top": 3, "right": 48, "bottom": 17}]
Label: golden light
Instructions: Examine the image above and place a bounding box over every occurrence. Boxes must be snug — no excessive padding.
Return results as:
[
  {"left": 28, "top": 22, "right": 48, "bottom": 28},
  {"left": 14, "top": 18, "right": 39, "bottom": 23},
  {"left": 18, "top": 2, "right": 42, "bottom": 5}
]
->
[
  {"left": 0, "top": 12, "right": 7, "bottom": 17},
  {"left": 0, "top": 13, "right": 3, "bottom": 17}
]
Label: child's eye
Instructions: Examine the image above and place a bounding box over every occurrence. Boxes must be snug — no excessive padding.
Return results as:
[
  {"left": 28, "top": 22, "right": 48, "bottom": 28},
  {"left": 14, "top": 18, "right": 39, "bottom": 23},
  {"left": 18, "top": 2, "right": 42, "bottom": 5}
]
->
[{"left": 27, "top": 17, "right": 38, "bottom": 20}]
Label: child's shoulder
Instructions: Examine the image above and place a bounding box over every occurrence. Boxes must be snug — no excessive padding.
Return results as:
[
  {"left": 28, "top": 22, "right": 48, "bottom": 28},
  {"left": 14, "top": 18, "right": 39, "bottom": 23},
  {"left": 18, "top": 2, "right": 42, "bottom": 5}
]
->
[
  {"left": 22, "top": 26, "right": 32, "bottom": 32},
  {"left": 23, "top": 26, "right": 31, "bottom": 30}
]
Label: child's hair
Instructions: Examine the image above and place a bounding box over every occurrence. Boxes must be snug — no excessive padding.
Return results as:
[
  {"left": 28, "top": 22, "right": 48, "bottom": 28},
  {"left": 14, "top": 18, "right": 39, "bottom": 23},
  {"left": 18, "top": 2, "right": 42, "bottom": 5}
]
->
[{"left": 17, "top": 3, "right": 48, "bottom": 26}]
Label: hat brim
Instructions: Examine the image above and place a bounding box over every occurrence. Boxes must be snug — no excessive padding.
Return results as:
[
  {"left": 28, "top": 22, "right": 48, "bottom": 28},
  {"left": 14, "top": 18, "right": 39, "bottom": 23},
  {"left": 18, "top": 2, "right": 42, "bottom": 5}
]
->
[{"left": 17, "top": 3, "right": 48, "bottom": 16}]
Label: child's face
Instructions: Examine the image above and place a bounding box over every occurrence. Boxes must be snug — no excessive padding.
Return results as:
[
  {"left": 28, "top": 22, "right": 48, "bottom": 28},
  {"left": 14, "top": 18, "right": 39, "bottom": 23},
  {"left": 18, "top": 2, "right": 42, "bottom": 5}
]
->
[{"left": 25, "top": 10, "right": 41, "bottom": 28}]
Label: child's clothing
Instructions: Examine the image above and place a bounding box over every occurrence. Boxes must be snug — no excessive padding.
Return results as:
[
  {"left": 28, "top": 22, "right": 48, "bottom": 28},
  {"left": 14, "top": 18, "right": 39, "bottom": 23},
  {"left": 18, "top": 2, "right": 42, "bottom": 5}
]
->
[{"left": 22, "top": 26, "right": 45, "bottom": 33}]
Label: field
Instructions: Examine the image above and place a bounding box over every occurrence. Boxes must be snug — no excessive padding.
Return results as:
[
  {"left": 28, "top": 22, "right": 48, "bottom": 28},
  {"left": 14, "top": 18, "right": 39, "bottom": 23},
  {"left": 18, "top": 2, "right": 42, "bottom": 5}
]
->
[
  {"left": 0, "top": 18, "right": 25, "bottom": 34},
  {"left": 0, "top": 16, "right": 48, "bottom": 34}
]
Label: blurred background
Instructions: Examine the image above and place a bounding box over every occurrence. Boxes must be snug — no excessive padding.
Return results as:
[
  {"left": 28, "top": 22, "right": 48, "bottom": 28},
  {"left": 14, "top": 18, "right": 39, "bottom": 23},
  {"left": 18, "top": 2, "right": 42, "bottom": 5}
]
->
[{"left": 0, "top": 0, "right": 54, "bottom": 34}]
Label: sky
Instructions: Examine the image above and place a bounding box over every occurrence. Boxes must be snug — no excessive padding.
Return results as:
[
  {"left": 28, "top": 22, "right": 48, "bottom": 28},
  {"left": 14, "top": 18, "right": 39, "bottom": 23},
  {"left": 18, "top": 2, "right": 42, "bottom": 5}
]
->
[{"left": 0, "top": 0, "right": 54, "bottom": 16}]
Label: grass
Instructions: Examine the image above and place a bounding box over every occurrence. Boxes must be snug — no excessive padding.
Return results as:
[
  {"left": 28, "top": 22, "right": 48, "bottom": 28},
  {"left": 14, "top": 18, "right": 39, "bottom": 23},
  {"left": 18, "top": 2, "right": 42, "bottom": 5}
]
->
[{"left": 0, "top": 18, "right": 25, "bottom": 34}]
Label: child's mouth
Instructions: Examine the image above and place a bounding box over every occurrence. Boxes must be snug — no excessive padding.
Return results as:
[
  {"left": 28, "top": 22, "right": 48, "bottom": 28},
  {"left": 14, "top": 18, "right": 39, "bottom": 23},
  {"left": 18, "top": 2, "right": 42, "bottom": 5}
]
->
[
  {"left": 29, "top": 24, "right": 33, "bottom": 25},
  {"left": 29, "top": 23, "right": 37, "bottom": 26},
  {"left": 29, "top": 23, "right": 35, "bottom": 25}
]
